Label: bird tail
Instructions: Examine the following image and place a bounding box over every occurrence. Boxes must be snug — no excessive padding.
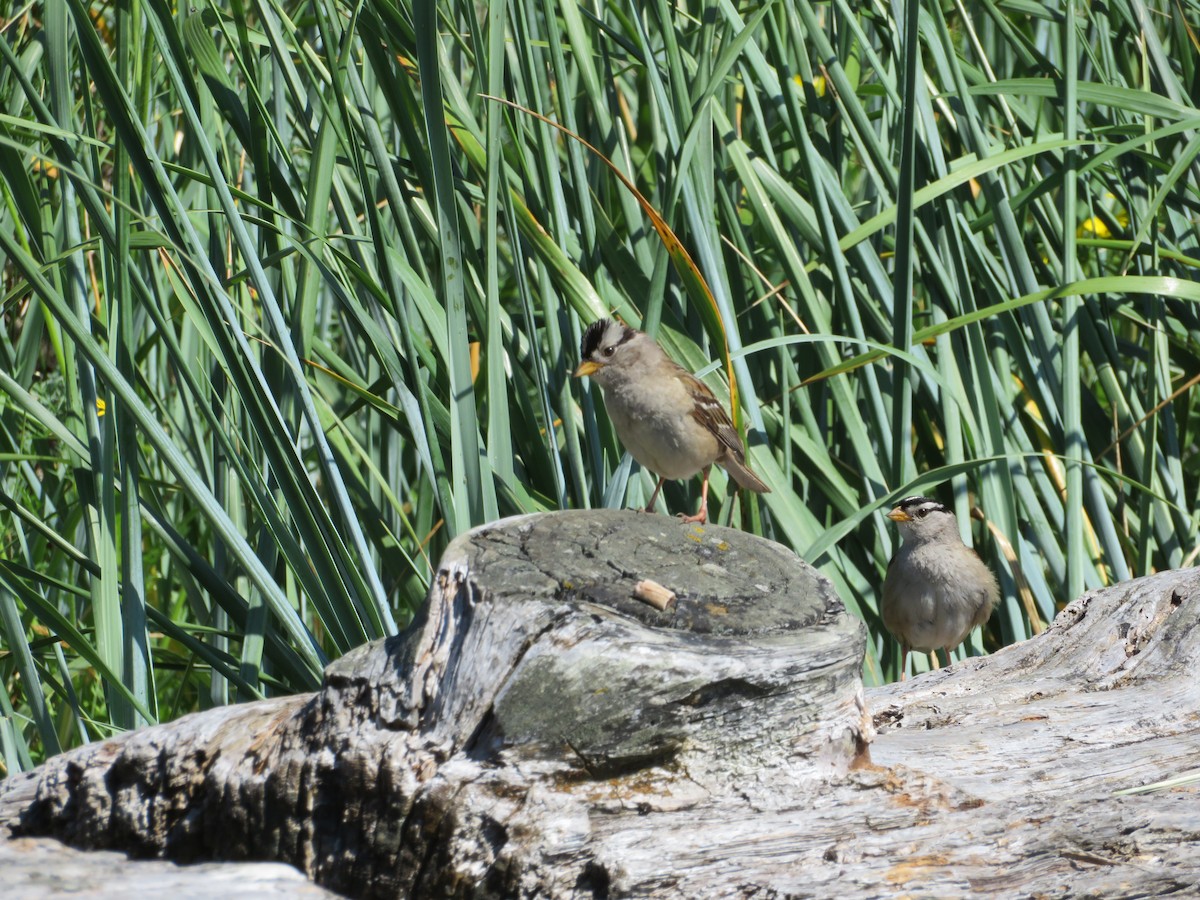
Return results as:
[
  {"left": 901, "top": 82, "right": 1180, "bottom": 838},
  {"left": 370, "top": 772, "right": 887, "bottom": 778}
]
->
[{"left": 721, "top": 453, "right": 770, "bottom": 494}]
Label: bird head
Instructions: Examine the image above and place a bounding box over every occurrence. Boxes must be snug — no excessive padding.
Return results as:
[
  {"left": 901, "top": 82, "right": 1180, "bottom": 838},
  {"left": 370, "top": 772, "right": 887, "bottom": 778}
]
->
[
  {"left": 886, "top": 496, "right": 961, "bottom": 544},
  {"left": 573, "top": 318, "right": 643, "bottom": 383}
]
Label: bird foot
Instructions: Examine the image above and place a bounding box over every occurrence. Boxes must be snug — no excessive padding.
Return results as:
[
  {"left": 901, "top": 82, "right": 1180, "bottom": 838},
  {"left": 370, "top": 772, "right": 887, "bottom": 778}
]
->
[{"left": 676, "top": 510, "right": 707, "bottom": 525}]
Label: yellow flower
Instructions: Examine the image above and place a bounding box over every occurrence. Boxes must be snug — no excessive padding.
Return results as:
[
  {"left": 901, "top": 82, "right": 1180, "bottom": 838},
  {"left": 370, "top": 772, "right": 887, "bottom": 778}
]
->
[
  {"left": 1078, "top": 196, "right": 1129, "bottom": 239},
  {"left": 1077, "top": 216, "right": 1112, "bottom": 239},
  {"left": 792, "top": 73, "right": 827, "bottom": 97}
]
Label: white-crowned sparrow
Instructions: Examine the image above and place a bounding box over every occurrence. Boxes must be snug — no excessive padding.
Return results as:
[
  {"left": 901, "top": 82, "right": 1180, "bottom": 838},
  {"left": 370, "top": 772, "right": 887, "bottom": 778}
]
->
[
  {"left": 573, "top": 318, "right": 769, "bottom": 524},
  {"left": 881, "top": 496, "right": 998, "bottom": 678}
]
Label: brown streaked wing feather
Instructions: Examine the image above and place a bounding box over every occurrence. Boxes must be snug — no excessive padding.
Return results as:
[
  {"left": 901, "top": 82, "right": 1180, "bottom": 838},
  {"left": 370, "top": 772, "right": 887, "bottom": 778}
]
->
[{"left": 679, "top": 371, "right": 746, "bottom": 461}]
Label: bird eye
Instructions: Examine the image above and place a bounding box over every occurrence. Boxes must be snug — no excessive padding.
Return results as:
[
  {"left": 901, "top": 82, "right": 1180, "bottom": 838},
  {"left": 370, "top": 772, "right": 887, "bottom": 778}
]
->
[
  {"left": 603, "top": 345, "right": 615, "bottom": 357},
  {"left": 917, "top": 508, "right": 929, "bottom": 518}
]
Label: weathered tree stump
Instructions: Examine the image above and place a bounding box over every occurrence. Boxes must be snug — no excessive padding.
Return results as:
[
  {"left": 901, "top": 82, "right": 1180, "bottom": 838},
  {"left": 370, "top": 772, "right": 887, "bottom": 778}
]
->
[{"left": 3, "top": 510, "right": 1199, "bottom": 898}]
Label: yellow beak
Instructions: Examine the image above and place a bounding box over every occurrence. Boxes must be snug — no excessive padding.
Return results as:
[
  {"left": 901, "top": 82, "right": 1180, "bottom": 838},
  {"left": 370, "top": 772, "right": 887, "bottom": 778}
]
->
[
  {"left": 886, "top": 509, "right": 910, "bottom": 522},
  {"left": 573, "top": 360, "right": 603, "bottom": 378}
]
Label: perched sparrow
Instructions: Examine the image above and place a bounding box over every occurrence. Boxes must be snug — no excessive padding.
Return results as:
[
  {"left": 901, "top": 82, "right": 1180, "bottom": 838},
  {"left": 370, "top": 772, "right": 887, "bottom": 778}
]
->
[
  {"left": 573, "top": 318, "right": 769, "bottom": 524},
  {"left": 881, "top": 496, "right": 998, "bottom": 678}
]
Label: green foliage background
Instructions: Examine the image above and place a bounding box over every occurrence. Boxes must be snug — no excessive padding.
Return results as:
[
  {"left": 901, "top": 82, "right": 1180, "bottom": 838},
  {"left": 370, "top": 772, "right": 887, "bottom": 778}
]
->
[{"left": 1, "top": 0, "right": 1198, "bottom": 770}]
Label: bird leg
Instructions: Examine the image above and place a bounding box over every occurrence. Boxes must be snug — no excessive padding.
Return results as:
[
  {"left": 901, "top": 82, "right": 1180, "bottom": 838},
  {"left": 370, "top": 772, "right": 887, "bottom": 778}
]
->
[
  {"left": 900, "top": 645, "right": 909, "bottom": 682},
  {"left": 642, "top": 477, "right": 667, "bottom": 514},
  {"left": 930, "top": 649, "right": 942, "bottom": 671},
  {"left": 677, "top": 466, "right": 712, "bottom": 525}
]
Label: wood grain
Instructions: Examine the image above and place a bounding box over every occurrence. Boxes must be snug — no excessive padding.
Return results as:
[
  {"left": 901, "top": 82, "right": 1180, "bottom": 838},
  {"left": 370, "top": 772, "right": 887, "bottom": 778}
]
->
[{"left": 2, "top": 510, "right": 1197, "bottom": 898}]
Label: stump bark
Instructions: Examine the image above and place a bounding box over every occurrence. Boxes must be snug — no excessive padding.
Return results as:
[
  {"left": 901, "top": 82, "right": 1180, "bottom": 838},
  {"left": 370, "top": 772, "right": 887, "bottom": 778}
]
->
[{"left": 3, "top": 510, "right": 1199, "bottom": 898}]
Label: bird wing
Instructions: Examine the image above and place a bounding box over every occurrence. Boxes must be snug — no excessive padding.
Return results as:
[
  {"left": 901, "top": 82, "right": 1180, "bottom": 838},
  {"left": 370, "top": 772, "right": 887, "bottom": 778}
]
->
[{"left": 679, "top": 370, "right": 746, "bottom": 461}]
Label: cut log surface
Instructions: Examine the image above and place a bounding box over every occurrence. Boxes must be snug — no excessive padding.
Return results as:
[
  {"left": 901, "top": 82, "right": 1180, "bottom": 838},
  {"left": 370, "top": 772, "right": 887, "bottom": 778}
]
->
[{"left": 2, "top": 510, "right": 1199, "bottom": 899}]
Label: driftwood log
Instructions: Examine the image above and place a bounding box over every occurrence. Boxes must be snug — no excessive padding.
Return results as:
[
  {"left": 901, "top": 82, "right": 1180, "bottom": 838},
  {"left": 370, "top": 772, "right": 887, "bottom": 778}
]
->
[{"left": 2, "top": 509, "right": 1199, "bottom": 898}]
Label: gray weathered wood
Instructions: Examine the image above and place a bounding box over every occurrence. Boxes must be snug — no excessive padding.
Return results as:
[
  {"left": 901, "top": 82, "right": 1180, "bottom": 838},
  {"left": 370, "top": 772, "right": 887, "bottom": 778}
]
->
[
  {"left": 2, "top": 510, "right": 1199, "bottom": 898},
  {"left": 0, "top": 829, "right": 338, "bottom": 899}
]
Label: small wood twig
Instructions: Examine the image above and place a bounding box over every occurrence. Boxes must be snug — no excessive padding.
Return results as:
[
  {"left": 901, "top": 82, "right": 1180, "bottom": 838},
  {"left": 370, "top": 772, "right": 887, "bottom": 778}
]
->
[{"left": 633, "top": 579, "right": 677, "bottom": 611}]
